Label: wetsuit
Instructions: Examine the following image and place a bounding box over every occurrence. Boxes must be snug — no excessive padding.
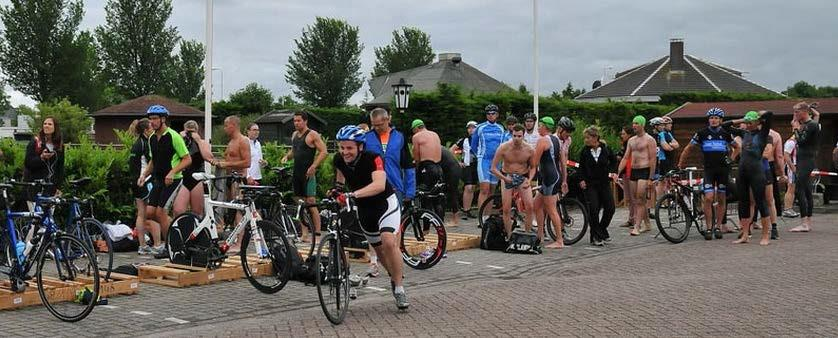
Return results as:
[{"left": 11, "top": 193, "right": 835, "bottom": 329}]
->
[
  {"left": 725, "top": 112, "right": 773, "bottom": 220},
  {"left": 538, "top": 135, "right": 562, "bottom": 196},
  {"left": 795, "top": 119, "right": 820, "bottom": 218}
]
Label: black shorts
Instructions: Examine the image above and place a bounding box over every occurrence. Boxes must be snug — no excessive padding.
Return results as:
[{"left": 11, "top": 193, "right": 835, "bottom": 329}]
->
[
  {"left": 357, "top": 194, "right": 401, "bottom": 246},
  {"left": 462, "top": 164, "right": 478, "bottom": 185},
  {"left": 182, "top": 171, "right": 203, "bottom": 191},
  {"left": 764, "top": 162, "right": 777, "bottom": 186},
  {"left": 417, "top": 160, "right": 443, "bottom": 191},
  {"left": 132, "top": 177, "right": 152, "bottom": 200},
  {"left": 702, "top": 166, "right": 730, "bottom": 193},
  {"left": 148, "top": 178, "right": 182, "bottom": 209},
  {"left": 658, "top": 160, "right": 673, "bottom": 177},
  {"left": 630, "top": 167, "right": 651, "bottom": 181}
]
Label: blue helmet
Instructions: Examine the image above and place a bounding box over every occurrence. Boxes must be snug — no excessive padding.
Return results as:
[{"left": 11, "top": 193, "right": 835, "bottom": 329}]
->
[
  {"left": 706, "top": 107, "right": 724, "bottom": 118},
  {"left": 146, "top": 105, "right": 170, "bottom": 117},
  {"left": 336, "top": 125, "right": 366, "bottom": 143}
]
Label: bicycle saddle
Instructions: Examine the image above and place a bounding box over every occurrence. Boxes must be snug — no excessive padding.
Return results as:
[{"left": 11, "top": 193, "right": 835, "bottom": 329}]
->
[
  {"left": 69, "top": 177, "right": 91, "bottom": 187},
  {"left": 192, "top": 172, "right": 216, "bottom": 182}
]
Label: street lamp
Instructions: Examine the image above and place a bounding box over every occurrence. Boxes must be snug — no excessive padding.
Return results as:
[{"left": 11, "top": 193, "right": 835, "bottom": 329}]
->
[
  {"left": 212, "top": 67, "right": 224, "bottom": 100},
  {"left": 391, "top": 78, "right": 412, "bottom": 112}
]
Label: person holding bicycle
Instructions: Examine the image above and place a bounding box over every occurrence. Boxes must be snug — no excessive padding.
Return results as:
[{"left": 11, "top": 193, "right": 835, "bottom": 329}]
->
[
  {"left": 332, "top": 125, "right": 408, "bottom": 310},
  {"left": 530, "top": 117, "right": 567, "bottom": 248},
  {"left": 678, "top": 107, "right": 739, "bottom": 239},
  {"left": 490, "top": 124, "right": 535, "bottom": 238}
]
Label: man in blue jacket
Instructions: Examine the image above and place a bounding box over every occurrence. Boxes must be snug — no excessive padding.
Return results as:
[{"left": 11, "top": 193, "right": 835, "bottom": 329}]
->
[
  {"left": 471, "top": 104, "right": 506, "bottom": 215},
  {"left": 364, "top": 107, "right": 416, "bottom": 276}
]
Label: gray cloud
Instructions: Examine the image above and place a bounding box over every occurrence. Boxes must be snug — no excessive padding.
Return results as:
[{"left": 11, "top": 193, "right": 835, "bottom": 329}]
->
[{"left": 4, "top": 0, "right": 838, "bottom": 107}]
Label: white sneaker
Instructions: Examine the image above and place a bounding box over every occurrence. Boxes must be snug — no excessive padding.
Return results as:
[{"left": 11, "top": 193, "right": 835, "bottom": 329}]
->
[
  {"left": 365, "top": 263, "right": 380, "bottom": 278},
  {"left": 137, "top": 245, "right": 154, "bottom": 255}
]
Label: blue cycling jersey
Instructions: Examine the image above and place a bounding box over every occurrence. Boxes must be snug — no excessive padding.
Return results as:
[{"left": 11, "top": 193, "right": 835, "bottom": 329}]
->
[{"left": 471, "top": 121, "right": 505, "bottom": 160}]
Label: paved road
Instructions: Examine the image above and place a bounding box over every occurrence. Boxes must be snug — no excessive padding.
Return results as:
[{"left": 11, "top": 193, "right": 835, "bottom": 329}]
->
[{"left": 2, "top": 207, "right": 837, "bottom": 337}]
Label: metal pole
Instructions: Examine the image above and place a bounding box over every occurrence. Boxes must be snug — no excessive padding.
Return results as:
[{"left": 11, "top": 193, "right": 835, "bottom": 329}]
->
[
  {"left": 533, "top": 0, "right": 539, "bottom": 121},
  {"left": 204, "top": 0, "right": 213, "bottom": 142}
]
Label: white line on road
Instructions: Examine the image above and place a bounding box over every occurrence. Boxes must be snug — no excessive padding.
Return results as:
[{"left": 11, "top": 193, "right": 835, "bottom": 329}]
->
[
  {"left": 584, "top": 247, "right": 604, "bottom": 251},
  {"left": 165, "top": 317, "right": 190, "bottom": 324},
  {"left": 455, "top": 261, "right": 473, "bottom": 265},
  {"left": 131, "top": 311, "right": 152, "bottom": 316},
  {"left": 365, "top": 286, "right": 386, "bottom": 291},
  {"left": 100, "top": 305, "right": 119, "bottom": 309},
  {"left": 486, "top": 265, "right": 504, "bottom": 269}
]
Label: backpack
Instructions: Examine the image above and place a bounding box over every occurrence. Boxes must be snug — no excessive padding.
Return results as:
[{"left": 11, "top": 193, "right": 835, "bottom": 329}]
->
[
  {"left": 278, "top": 239, "right": 304, "bottom": 281},
  {"left": 505, "top": 230, "right": 542, "bottom": 254},
  {"left": 480, "top": 214, "right": 508, "bottom": 251},
  {"left": 295, "top": 254, "right": 327, "bottom": 285}
]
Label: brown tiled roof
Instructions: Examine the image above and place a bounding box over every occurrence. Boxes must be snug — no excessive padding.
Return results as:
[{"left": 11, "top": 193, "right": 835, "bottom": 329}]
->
[
  {"left": 667, "top": 98, "right": 838, "bottom": 119},
  {"left": 92, "top": 95, "right": 203, "bottom": 117}
]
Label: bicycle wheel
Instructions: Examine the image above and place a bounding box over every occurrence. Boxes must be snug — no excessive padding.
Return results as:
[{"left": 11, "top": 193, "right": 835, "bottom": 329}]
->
[
  {"left": 81, "top": 218, "right": 112, "bottom": 281},
  {"left": 241, "top": 220, "right": 291, "bottom": 294},
  {"left": 547, "top": 197, "right": 588, "bottom": 245},
  {"left": 37, "top": 233, "right": 100, "bottom": 322},
  {"left": 477, "top": 194, "right": 502, "bottom": 228},
  {"left": 655, "top": 193, "right": 692, "bottom": 243},
  {"left": 316, "top": 233, "right": 349, "bottom": 325},
  {"left": 167, "top": 212, "right": 202, "bottom": 265},
  {"left": 400, "top": 208, "right": 447, "bottom": 269}
]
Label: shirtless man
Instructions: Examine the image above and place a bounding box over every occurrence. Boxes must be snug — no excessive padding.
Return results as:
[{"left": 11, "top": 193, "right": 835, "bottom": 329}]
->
[
  {"left": 618, "top": 116, "right": 657, "bottom": 236},
  {"left": 491, "top": 124, "right": 535, "bottom": 237},
  {"left": 411, "top": 119, "right": 443, "bottom": 191},
  {"left": 209, "top": 116, "right": 251, "bottom": 252}
]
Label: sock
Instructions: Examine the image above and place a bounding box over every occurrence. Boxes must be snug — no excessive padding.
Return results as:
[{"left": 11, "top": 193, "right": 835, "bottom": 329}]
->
[
  {"left": 394, "top": 285, "right": 405, "bottom": 294},
  {"left": 772, "top": 223, "right": 777, "bottom": 229},
  {"left": 370, "top": 255, "right": 378, "bottom": 264}
]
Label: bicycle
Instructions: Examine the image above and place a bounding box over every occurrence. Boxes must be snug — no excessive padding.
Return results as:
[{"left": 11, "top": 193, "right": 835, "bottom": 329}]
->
[
  {"left": 307, "top": 196, "right": 353, "bottom": 325},
  {"left": 58, "top": 177, "right": 113, "bottom": 282},
  {"left": 260, "top": 167, "right": 315, "bottom": 256},
  {"left": 167, "top": 172, "right": 292, "bottom": 294},
  {"left": 399, "top": 181, "right": 447, "bottom": 269},
  {"left": 1, "top": 180, "right": 100, "bottom": 322}
]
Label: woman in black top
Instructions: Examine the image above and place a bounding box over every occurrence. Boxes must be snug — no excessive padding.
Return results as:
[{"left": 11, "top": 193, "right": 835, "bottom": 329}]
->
[
  {"left": 173, "top": 120, "right": 214, "bottom": 218},
  {"left": 616, "top": 126, "right": 635, "bottom": 228},
  {"left": 23, "top": 117, "right": 64, "bottom": 201},
  {"left": 129, "top": 118, "right": 161, "bottom": 254},
  {"left": 578, "top": 126, "right": 619, "bottom": 245}
]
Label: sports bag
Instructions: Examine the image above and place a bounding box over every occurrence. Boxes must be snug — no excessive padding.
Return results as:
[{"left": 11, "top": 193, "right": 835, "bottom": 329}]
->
[
  {"left": 505, "top": 230, "right": 542, "bottom": 254},
  {"left": 480, "top": 214, "right": 508, "bottom": 251}
]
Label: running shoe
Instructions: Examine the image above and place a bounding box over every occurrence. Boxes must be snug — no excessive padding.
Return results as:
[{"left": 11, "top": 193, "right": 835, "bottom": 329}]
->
[{"left": 394, "top": 291, "right": 410, "bottom": 310}]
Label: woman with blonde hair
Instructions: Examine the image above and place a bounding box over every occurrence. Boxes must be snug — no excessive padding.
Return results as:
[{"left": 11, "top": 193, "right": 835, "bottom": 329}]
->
[{"left": 173, "top": 120, "right": 214, "bottom": 217}]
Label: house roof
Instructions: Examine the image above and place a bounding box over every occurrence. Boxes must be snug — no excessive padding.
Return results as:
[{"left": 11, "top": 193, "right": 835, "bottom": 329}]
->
[
  {"left": 92, "top": 95, "right": 203, "bottom": 117},
  {"left": 254, "top": 109, "right": 327, "bottom": 126},
  {"left": 576, "top": 40, "right": 781, "bottom": 102},
  {"left": 667, "top": 98, "right": 838, "bottom": 119},
  {"left": 366, "top": 53, "right": 511, "bottom": 106}
]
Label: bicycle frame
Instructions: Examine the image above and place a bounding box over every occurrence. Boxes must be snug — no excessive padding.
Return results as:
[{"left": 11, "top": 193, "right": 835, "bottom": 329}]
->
[
  {"left": 2, "top": 186, "right": 68, "bottom": 280},
  {"left": 185, "top": 176, "right": 262, "bottom": 252}
]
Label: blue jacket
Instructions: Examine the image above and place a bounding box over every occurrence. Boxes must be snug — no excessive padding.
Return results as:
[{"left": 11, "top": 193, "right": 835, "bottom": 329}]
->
[
  {"left": 471, "top": 121, "right": 506, "bottom": 160},
  {"left": 364, "top": 127, "right": 416, "bottom": 199}
]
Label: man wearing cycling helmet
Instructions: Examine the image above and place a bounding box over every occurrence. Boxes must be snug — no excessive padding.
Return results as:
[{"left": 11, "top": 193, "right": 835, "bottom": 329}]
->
[
  {"left": 650, "top": 117, "right": 679, "bottom": 216},
  {"left": 471, "top": 104, "right": 507, "bottom": 216},
  {"left": 504, "top": 115, "right": 518, "bottom": 141},
  {"left": 555, "top": 116, "right": 575, "bottom": 170},
  {"left": 137, "top": 105, "right": 192, "bottom": 256},
  {"left": 678, "top": 107, "right": 738, "bottom": 239},
  {"left": 332, "top": 125, "right": 408, "bottom": 310},
  {"left": 523, "top": 113, "right": 540, "bottom": 147}
]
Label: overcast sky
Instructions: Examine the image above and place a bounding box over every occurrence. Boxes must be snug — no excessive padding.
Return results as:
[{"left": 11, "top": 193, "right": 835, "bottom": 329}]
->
[{"left": 4, "top": 0, "right": 838, "bottom": 107}]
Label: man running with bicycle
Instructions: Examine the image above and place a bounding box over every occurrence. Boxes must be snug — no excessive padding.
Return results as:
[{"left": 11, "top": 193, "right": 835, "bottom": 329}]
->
[
  {"left": 331, "top": 125, "right": 408, "bottom": 310},
  {"left": 678, "top": 108, "right": 739, "bottom": 239}
]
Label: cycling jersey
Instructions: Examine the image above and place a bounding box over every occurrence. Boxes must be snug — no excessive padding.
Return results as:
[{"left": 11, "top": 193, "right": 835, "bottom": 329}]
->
[
  {"left": 471, "top": 121, "right": 505, "bottom": 184},
  {"left": 655, "top": 131, "right": 674, "bottom": 161},
  {"left": 690, "top": 126, "right": 735, "bottom": 168},
  {"left": 333, "top": 151, "right": 399, "bottom": 245},
  {"left": 149, "top": 127, "right": 189, "bottom": 180}
]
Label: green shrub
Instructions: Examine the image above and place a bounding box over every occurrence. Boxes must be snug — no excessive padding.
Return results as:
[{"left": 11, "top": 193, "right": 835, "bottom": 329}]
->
[
  {"left": 18, "top": 99, "right": 93, "bottom": 143},
  {"left": 0, "top": 138, "right": 26, "bottom": 179}
]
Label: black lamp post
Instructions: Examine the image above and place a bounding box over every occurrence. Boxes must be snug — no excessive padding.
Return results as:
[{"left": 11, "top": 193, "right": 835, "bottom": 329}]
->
[{"left": 391, "top": 78, "right": 412, "bottom": 112}]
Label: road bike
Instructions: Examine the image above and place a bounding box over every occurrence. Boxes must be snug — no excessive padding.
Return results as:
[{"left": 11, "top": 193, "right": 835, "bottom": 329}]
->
[
  {"left": 167, "top": 172, "right": 291, "bottom": 294},
  {"left": 58, "top": 177, "right": 113, "bottom": 281},
  {"left": 1, "top": 180, "right": 100, "bottom": 322},
  {"left": 259, "top": 166, "right": 315, "bottom": 257},
  {"left": 307, "top": 196, "right": 352, "bottom": 325},
  {"left": 399, "top": 181, "right": 447, "bottom": 269}
]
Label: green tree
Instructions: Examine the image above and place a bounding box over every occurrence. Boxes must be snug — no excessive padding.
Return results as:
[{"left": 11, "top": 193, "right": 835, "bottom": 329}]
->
[
  {"left": 19, "top": 99, "right": 93, "bottom": 143},
  {"left": 783, "top": 81, "right": 838, "bottom": 98},
  {"left": 168, "top": 40, "right": 205, "bottom": 103},
  {"left": 0, "top": 80, "right": 10, "bottom": 112},
  {"left": 286, "top": 17, "right": 363, "bottom": 107},
  {"left": 561, "top": 82, "right": 586, "bottom": 99},
  {"left": 95, "top": 0, "right": 180, "bottom": 99},
  {"left": 0, "top": 0, "right": 102, "bottom": 108},
  {"left": 229, "top": 83, "right": 274, "bottom": 115},
  {"left": 371, "top": 27, "right": 434, "bottom": 78}
]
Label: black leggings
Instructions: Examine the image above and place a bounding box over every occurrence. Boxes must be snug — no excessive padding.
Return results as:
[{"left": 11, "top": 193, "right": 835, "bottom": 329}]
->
[
  {"left": 737, "top": 168, "right": 768, "bottom": 220},
  {"left": 795, "top": 159, "right": 815, "bottom": 218},
  {"left": 585, "top": 183, "right": 615, "bottom": 242}
]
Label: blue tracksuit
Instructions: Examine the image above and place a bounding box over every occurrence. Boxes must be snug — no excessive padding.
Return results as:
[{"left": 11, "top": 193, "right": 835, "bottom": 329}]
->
[{"left": 364, "top": 127, "right": 416, "bottom": 200}]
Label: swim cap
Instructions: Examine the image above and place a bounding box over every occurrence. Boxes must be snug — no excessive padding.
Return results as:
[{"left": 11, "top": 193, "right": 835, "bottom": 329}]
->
[{"left": 632, "top": 115, "right": 647, "bottom": 126}]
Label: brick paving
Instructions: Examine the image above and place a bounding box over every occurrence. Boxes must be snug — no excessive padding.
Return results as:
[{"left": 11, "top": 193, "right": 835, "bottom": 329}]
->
[{"left": 2, "top": 207, "right": 837, "bottom": 337}]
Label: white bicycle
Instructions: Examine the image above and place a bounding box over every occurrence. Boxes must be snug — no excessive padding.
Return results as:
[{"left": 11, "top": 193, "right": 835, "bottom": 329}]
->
[{"left": 166, "top": 172, "right": 292, "bottom": 294}]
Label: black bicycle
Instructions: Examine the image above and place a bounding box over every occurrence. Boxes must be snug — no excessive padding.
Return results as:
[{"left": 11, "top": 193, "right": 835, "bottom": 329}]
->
[
  {"left": 308, "top": 196, "right": 352, "bottom": 325},
  {"left": 59, "top": 178, "right": 113, "bottom": 282},
  {"left": 399, "top": 183, "right": 447, "bottom": 269}
]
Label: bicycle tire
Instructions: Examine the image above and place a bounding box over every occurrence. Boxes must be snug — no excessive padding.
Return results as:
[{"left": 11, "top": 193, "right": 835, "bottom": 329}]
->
[
  {"left": 655, "top": 193, "right": 692, "bottom": 243},
  {"left": 400, "top": 208, "right": 447, "bottom": 269},
  {"left": 81, "top": 218, "right": 112, "bottom": 281},
  {"left": 316, "top": 233, "right": 349, "bottom": 325},
  {"left": 546, "top": 197, "right": 589, "bottom": 245},
  {"left": 241, "top": 220, "right": 291, "bottom": 294},
  {"left": 167, "top": 212, "right": 204, "bottom": 265},
  {"left": 37, "top": 233, "right": 100, "bottom": 322}
]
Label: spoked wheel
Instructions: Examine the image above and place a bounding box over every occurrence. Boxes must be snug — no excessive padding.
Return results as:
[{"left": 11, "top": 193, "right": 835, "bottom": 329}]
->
[
  {"left": 167, "top": 213, "right": 201, "bottom": 265},
  {"left": 241, "top": 220, "right": 291, "bottom": 294},
  {"left": 81, "top": 218, "right": 112, "bottom": 281},
  {"left": 316, "top": 233, "right": 349, "bottom": 325},
  {"left": 655, "top": 193, "right": 692, "bottom": 243},
  {"left": 37, "top": 234, "right": 100, "bottom": 322},
  {"left": 546, "top": 197, "right": 589, "bottom": 245},
  {"left": 400, "top": 208, "right": 447, "bottom": 269}
]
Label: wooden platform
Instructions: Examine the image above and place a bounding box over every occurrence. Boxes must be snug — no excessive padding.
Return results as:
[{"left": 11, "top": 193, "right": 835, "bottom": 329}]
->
[
  {"left": 297, "top": 242, "right": 371, "bottom": 263},
  {"left": 0, "top": 271, "right": 139, "bottom": 311},
  {"left": 403, "top": 232, "right": 480, "bottom": 256},
  {"left": 138, "top": 263, "right": 243, "bottom": 288},
  {"left": 223, "top": 255, "right": 274, "bottom": 277}
]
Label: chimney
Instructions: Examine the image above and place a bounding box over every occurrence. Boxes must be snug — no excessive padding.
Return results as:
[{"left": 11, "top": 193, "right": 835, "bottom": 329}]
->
[
  {"left": 438, "top": 53, "right": 462, "bottom": 63},
  {"left": 669, "top": 38, "right": 684, "bottom": 72}
]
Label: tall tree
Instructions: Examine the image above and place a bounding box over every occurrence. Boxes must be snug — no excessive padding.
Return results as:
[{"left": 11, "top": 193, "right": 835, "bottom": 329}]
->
[
  {"left": 0, "top": 0, "right": 101, "bottom": 107},
  {"left": 286, "top": 17, "right": 363, "bottom": 107},
  {"left": 168, "top": 40, "right": 205, "bottom": 103},
  {"left": 95, "top": 0, "right": 180, "bottom": 99},
  {"left": 371, "top": 27, "right": 434, "bottom": 78},
  {"left": 561, "top": 82, "right": 586, "bottom": 99},
  {"left": 229, "top": 83, "right": 274, "bottom": 115},
  {"left": 783, "top": 81, "right": 838, "bottom": 98}
]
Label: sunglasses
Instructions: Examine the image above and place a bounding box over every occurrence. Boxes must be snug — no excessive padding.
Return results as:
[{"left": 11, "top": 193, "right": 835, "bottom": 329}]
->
[{"left": 486, "top": 112, "right": 498, "bottom": 115}]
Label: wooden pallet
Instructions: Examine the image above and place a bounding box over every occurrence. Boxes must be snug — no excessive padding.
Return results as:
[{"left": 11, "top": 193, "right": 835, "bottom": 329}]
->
[
  {"left": 403, "top": 232, "right": 480, "bottom": 256},
  {"left": 138, "top": 263, "right": 243, "bottom": 288},
  {"left": 0, "top": 271, "right": 139, "bottom": 311},
  {"left": 297, "top": 242, "right": 371, "bottom": 263},
  {"left": 223, "top": 254, "right": 275, "bottom": 277}
]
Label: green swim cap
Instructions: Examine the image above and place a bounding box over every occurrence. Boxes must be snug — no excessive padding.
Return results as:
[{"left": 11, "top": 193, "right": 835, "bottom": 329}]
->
[
  {"left": 743, "top": 111, "right": 759, "bottom": 122},
  {"left": 632, "top": 115, "right": 647, "bottom": 126},
  {"left": 411, "top": 119, "right": 425, "bottom": 130},
  {"left": 540, "top": 116, "right": 555, "bottom": 128}
]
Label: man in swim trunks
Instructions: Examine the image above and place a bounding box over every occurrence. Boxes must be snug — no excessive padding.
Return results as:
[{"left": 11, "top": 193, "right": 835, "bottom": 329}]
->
[
  {"left": 491, "top": 124, "right": 535, "bottom": 237},
  {"left": 619, "top": 115, "right": 657, "bottom": 236}
]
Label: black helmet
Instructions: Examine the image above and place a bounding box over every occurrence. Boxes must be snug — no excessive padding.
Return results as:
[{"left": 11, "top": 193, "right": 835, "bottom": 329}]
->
[
  {"left": 523, "top": 112, "right": 537, "bottom": 121},
  {"left": 505, "top": 115, "right": 518, "bottom": 124},
  {"left": 558, "top": 116, "right": 575, "bottom": 132},
  {"left": 484, "top": 104, "right": 499, "bottom": 113}
]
